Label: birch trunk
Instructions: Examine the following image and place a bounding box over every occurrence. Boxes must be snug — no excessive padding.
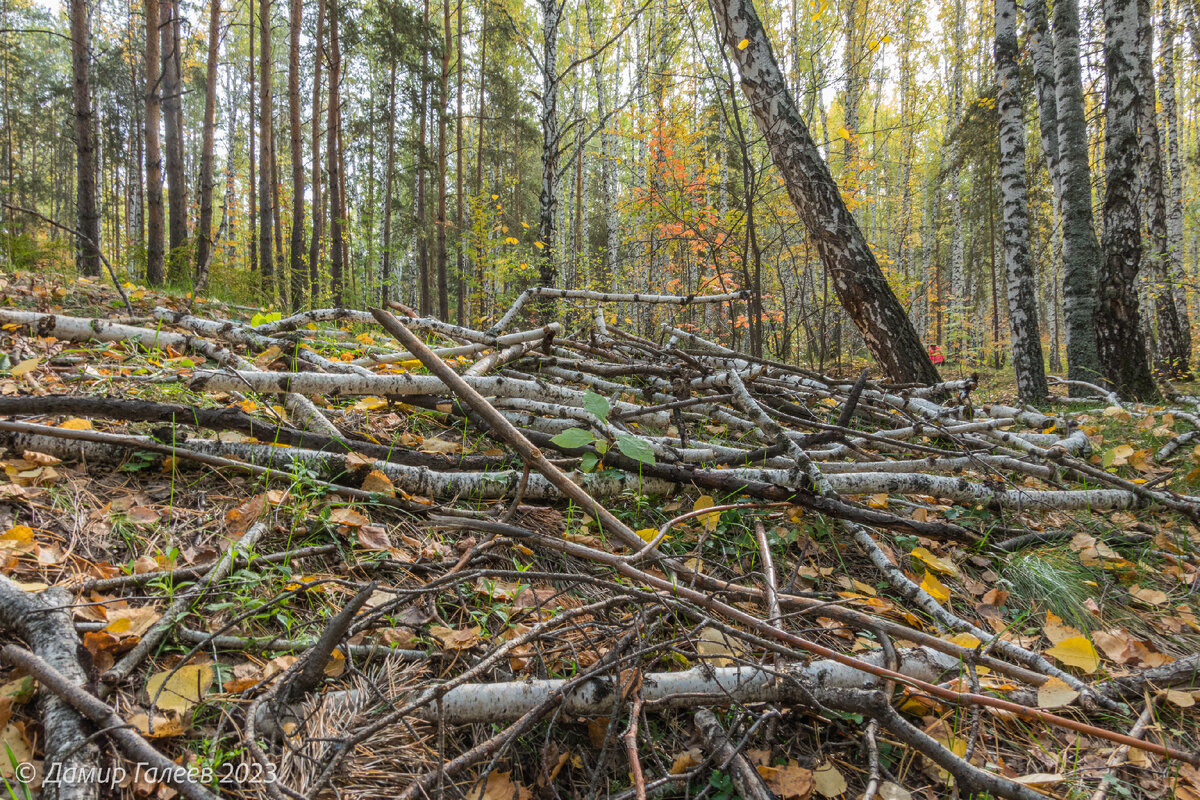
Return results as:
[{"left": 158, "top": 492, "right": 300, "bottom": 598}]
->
[
  {"left": 704, "top": 0, "right": 939, "bottom": 385},
  {"left": 1099, "top": 0, "right": 1157, "bottom": 400},
  {"left": 1135, "top": 0, "right": 1189, "bottom": 377},
  {"left": 996, "top": 0, "right": 1048, "bottom": 401},
  {"left": 1158, "top": 0, "right": 1191, "bottom": 359},
  {"left": 1053, "top": 0, "right": 1105, "bottom": 386},
  {"left": 194, "top": 0, "right": 220, "bottom": 292},
  {"left": 536, "top": 0, "right": 561, "bottom": 292}
]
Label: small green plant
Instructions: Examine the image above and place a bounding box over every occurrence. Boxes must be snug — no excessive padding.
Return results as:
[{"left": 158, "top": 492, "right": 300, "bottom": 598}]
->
[
  {"left": 2, "top": 743, "right": 32, "bottom": 800},
  {"left": 549, "top": 391, "right": 656, "bottom": 470}
]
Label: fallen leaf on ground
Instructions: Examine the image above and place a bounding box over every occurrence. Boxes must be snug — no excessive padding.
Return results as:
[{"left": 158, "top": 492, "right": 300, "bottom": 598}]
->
[
  {"left": 813, "top": 761, "right": 847, "bottom": 797},
  {"left": 757, "top": 760, "right": 814, "bottom": 800},
  {"left": 1044, "top": 636, "right": 1100, "bottom": 673},
  {"left": 1037, "top": 676, "right": 1080, "bottom": 708},
  {"left": 145, "top": 663, "right": 214, "bottom": 713},
  {"left": 429, "top": 625, "right": 482, "bottom": 650},
  {"left": 466, "top": 770, "right": 532, "bottom": 800}
]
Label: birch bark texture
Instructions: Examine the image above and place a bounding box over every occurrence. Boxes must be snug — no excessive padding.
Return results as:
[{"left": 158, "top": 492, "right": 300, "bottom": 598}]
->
[
  {"left": 1099, "top": 0, "right": 1157, "bottom": 400},
  {"left": 995, "top": 0, "right": 1047, "bottom": 401},
  {"left": 1052, "top": 0, "right": 1105, "bottom": 386},
  {"left": 704, "top": 0, "right": 939, "bottom": 385}
]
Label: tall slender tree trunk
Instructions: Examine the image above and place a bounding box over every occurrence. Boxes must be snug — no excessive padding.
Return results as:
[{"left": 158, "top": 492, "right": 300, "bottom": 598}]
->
[
  {"left": 536, "top": 0, "right": 561, "bottom": 293},
  {"left": 69, "top": 0, "right": 100, "bottom": 276},
  {"left": 417, "top": 0, "right": 430, "bottom": 315},
  {"left": 144, "top": 0, "right": 164, "bottom": 285},
  {"left": 1099, "top": 0, "right": 1157, "bottom": 400},
  {"left": 996, "top": 0, "right": 1048, "bottom": 400},
  {"left": 436, "top": 0, "right": 451, "bottom": 319},
  {"left": 1160, "top": 0, "right": 1189, "bottom": 347},
  {"left": 706, "top": 0, "right": 939, "bottom": 384},
  {"left": 308, "top": 0, "right": 325, "bottom": 300},
  {"left": 473, "top": 0, "right": 489, "bottom": 320},
  {"left": 327, "top": 0, "right": 343, "bottom": 305},
  {"left": 1135, "top": 0, "right": 1188, "bottom": 376},
  {"left": 455, "top": 0, "right": 465, "bottom": 323},
  {"left": 258, "top": 0, "right": 275, "bottom": 298},
  {"left": 287, "top": 0, "right": 305, "bottom": 309},
  {"left": 586, "top": 2, "right": 617, "bottom": 289},
  {"left": 946, "top": 0, "right": 966, "bottom": 358},
  {"left": 381, "top": 59, "right": 397, "bottom": 304},
  {"left": 160, "top": 0, "right": 187, "bottom": 280},
  {"left": 1053, "top": 0, "right": 1105, "bottom": 385},
  {"left": 194, "top": 0, "right": 221, "bottom": 292},
  {"left": 248, "top": 0, "right": 257, "bottom": 274}
]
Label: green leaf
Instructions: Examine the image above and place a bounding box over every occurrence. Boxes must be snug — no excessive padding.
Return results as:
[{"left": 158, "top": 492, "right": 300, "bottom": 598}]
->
[
  {"left": 580, "top": 452, "right": 600, "bottom": 472},
  {"left": 583, "top": 391, "right": 610, "bottom": 423},
  {"left": 550, "top": 428, "right": 596, "bottom": 449},
  {"left": 595, "top": 440, "right": 608, "bottom": 455},
  {"left": 616, "top": 434, "right": 656, "bottom": 465}
]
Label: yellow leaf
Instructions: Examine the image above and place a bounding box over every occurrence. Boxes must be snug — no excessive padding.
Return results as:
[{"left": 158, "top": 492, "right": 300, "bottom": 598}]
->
[
  {"left": 1045, "top": 635, "right": 1100, "bottom": 673},
  {"left": 837, "top": 126, "right": 852, "bottom": 140},
  {"left": 866, "top": 493, "right": 889, "bottom": 509},
  {"left": 636, "top": 528, "right": 661, "bottom": 543},
  {"left": 814, "top": 761, "right": 848, "bottom": 797},
  {"left": 504, "top": 236, "right": 519, "bottom": 245},
  {"left": 59, "top": 418, "right": 92, "bottom": 430},
  {"left": 1037, "top": 676, "right": 1080, "bottom": 708},
  {"left": 533, "top": 240, "right": 546, "bottom": 249},
  {"left": 145, "top": 663, "right": 214, "bottom": 713},
  {"left": 909, "top": 546, "right": 958, "bottom": 576},
  {"left": 10, "top": 357, "right": 38, "bottom": 378},
  {"left": 946, "top": 632, "right": 981, "bottom": 648},
  {"left": 737, "top": 38, "right": 750, "bottom": 49},
  {"left": 920, "top": 570, "right": 950, "bottom": 603},
  {"left": 693, "top": 495, "right": 720, "bottom": 531},
  {"left": 352, "top": 396, "right": 388, "bottom": 412}
]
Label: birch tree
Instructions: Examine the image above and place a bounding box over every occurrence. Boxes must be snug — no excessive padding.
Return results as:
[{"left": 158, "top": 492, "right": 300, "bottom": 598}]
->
[
  {"left": 995, "top": 0, "right": 1047, "bottom": 401},
  {"left": 1098, "top": 0, "right": 1157, "bottom": 400},
  {"left": 1052, "top": 0, "right": 1104, "bottom": 386},
  {"left": 705, "top": 0, "right": 940, "bottom": 384}
]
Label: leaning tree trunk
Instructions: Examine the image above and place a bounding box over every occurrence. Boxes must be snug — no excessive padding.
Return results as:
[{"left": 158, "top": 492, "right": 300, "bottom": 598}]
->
[
  {"left": 1136, "top": 0, "right": 1189, "bottom": 377},
  {"left": 1053, "top": 0, "right": 1105, "bottom": 387},
  {"left": 287, "top": 0, "right": 305, "bottom": 310},
  {"left": 1098, "top": 0, "right": 1157, "bottom": 400},
  {"left": 705, "top": 0, "right": 939, "bottom": 384},
  {"left": 996, "top": 0, "right": 1048, "bottom": 401},
  {"left": 194, "top": 0, "right": 220, "bottom": 292},
  {"left": 69, "top": 0, "right": 100, "bottom": 277},
  {"left": 144, "top": 0, "right": 164, "bottom": 285}
]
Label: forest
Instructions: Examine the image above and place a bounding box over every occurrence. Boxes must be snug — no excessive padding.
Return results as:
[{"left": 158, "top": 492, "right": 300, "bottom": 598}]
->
[{"left": 3, "top": 0, "right": 1200, "bottom": 798}]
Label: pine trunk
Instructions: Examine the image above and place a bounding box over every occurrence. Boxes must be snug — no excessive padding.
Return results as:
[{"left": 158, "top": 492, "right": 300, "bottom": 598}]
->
[
  {"left": 69, "top": 0, "right": 100, "bottom": 277},
  {"left": 160, "top": 0, "right": 187, "bottom": 279},
  {"left": 258, "top": 0, "right": 275, "bottom": 297},
  {"left": 144, "top": 0, "right": 164, "bottom": 285},
  {"left": 287, "top": 0, "right": 305, "bottom": 309},
  {"left": 436, "top": 0, "right": 451, "bottom": 319},
  {"left": 327, "top": 0, "right": 343, "bottom": 306},
  {"left": 308, "top": 0, "right": 325, "bottom": 300}
]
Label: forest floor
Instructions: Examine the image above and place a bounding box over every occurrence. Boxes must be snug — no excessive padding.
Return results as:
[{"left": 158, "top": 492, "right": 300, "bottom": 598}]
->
[{"left": 1, "top": 269, "right": 1200, "bottom": 800}]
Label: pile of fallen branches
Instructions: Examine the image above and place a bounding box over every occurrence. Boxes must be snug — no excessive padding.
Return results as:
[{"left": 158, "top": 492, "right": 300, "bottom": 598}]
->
[{"left": 1, "top": 286, "right": 1199, "bottom": 800}]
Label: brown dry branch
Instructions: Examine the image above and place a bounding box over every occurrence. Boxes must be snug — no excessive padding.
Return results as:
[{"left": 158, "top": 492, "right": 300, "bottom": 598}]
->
[{"left": 2, "top": 287, "right": 1200, "bottom": 799}]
